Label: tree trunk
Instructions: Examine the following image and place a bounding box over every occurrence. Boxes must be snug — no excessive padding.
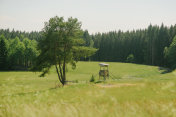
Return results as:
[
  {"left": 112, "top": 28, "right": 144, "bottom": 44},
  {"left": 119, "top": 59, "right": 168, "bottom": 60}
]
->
[
  {"left": 63, "top": 59, "right": 66, "bottom": 85},
  {"left": 62, "top": 44, "right": 67, "bottom": 85},
  {"left": 55, "top": 64, "right": 64, "bottom": 85}
]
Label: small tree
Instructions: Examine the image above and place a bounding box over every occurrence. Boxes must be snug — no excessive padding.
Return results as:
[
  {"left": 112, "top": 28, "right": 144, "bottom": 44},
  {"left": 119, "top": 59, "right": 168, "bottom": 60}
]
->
[
  {"left": 90, "top": 75, "right": 95, "bottom": 82},
  {"left": 33, "top": 16, "right": 97, "bottom": 85},
  {"left": 126, "top": 54, "right": 135, "bottom": 63}
]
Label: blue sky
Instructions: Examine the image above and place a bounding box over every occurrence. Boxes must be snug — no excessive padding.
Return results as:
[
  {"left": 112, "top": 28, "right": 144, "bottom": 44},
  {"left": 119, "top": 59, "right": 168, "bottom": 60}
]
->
[{"left": 0, "top": 0, "right": 176, "bottom": 33}]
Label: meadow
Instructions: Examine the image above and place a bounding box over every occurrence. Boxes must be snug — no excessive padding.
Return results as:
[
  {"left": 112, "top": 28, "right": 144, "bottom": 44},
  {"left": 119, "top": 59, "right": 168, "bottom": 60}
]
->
[{"left": 0, "top": 61, "right": 176, "bottom": 117}]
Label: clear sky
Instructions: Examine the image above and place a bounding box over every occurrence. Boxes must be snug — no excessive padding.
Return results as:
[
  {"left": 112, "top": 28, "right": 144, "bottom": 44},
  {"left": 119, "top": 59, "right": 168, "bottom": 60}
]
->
[{"left": 0, "top": 0, "right": 176, "bottom": 34}]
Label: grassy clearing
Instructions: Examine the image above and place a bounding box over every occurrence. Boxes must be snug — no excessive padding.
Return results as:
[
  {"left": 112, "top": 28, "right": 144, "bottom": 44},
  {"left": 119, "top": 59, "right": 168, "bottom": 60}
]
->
[{"left": 0, "top": 62, "right": 176, "bottom": 117}]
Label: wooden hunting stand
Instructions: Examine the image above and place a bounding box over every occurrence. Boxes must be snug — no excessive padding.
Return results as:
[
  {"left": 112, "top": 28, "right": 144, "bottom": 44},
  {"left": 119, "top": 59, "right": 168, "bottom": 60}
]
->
[{"left": 99, "top": 63, "right": 109, "bottom": 80}]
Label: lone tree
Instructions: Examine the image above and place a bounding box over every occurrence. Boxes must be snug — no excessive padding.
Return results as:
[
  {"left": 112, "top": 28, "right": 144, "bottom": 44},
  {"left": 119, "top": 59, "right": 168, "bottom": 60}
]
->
[{"left": 33, "top": 16, "right": 97, "bottom": 85}]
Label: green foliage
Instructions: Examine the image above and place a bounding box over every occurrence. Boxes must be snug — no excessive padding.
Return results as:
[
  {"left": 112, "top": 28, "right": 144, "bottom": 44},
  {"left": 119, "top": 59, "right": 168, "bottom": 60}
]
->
[
  {"left": 89, "top": 75, "right": 95, "bottom": 82},
  {"left": 83, "top": 30, "right": 94, "bottom": 47},
  {"left": 33, "top": 16, "right": 97, "bottom": 85},
  {"left": 164, "top": 36, "right": 176, "bottom": 69},
  {"left": 7, "top": 37, "right": 38, "bottom": 70},
  {"left": 91, "top": 24, "right": 176, "bottom": 67},
  {"left": 0, "top": 34, "right": 39, "bottom": 70},
  {"left": 8, "top": 37, "right": 25, "bottom": 68},
  {"left": 126, "top": 54, "right": 135, "bottom": 63},
  {"left": 23, "top": 38, "right": 39, "bottom": 68}
]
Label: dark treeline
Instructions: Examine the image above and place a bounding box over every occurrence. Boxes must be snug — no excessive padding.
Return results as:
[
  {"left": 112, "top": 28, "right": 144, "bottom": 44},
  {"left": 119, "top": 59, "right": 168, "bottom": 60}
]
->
[
  {"left": 0, "top": 29, "right": 43, "bottom": 41},
  {"left": 1, "top": 24, "right": 176, "bottom": 70},
  {"left": 84, "top": 24, "right": 176, "bottom": 68}
]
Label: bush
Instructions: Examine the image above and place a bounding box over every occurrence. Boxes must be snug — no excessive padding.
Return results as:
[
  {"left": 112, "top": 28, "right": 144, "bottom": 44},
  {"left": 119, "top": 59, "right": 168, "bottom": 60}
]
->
[
  {"left": 90, "top": 75, "right": 95, "bottom": 82},
  {"left": 126, "top": 54, "right": 135, "bottom": 63}
]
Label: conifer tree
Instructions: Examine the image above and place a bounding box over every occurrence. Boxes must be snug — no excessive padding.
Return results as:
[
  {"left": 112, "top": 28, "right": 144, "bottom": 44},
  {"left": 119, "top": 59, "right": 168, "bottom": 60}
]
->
[{"left": 0, "top": 35, "right": 8, "bottom": 70}]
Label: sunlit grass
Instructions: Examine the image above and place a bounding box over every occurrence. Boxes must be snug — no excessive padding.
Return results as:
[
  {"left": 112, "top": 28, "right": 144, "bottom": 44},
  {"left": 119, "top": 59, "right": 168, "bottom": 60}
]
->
[{"left": 0, "top": 62, "right": 176, "bottom": 117}]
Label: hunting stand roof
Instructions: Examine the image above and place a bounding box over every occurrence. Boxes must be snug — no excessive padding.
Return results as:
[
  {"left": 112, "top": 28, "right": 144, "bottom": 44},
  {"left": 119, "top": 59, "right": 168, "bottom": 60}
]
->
[{"left": 99, "top": 63, "right": 109, "bottom": 67}]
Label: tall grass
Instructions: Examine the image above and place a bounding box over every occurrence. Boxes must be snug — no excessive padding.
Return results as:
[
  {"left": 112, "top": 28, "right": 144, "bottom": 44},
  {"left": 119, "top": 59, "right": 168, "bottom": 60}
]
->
[{"left": 0, "top": 62, "right": 176, "bottom": 117}]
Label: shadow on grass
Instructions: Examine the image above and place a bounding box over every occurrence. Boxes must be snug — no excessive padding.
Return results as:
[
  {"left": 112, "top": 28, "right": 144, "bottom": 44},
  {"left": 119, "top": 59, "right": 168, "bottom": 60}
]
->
[
  {"left": 158, "top": 67, "right": 172, "bottom": 74},
  {"left": 94, "top": 80, "right": 105, "bottom": 84},
  {"left": 0, "top": 70, "right": 32, "bottom": 72}
]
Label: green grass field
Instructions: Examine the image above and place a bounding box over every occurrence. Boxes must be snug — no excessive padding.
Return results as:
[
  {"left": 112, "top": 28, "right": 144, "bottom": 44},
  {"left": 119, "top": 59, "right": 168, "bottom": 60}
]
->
[{"left": 0, "top": 62, "right": 176, "bottom": 117}]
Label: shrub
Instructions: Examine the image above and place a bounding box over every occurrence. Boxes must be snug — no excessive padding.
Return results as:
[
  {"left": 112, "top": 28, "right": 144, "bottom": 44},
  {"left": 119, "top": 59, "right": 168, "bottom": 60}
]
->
[
  {"left": 90, "top": 75, "right": 95, "bottom": 82},
  {"left": 126, "top": 54, "right": 135, "bottom": 63}
]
